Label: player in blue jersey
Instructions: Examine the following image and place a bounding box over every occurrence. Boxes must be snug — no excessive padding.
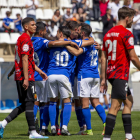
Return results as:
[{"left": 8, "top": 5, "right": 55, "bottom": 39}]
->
[
  {"left": 65, "top": 21, "right": 97, "bottom": 135},
  {"left": 46, "top": 26, "right": 83, "bottom": 136},
  {"left": 66, "top": 23, "right": 106, "bottom": 135},
  {"left": 32, "top": 22, "right": 79, "bottom": 136}
]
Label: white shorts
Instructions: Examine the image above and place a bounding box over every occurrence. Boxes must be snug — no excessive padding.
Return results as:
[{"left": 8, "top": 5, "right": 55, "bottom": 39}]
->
[
  {"left": 35, "top": 81, "right": 46, "bottom": 102},
  {"left": 46, "top": 75, "right": 73, "bottom": 99},
  {"left": 99, "top": 93, "right": 104, "bottom": 103},
  {"left": 78, "top": 78, "right": 100, "bottom": 98},
  {"left": 73, "top": 77, "right": 79, "bottom": 100}
]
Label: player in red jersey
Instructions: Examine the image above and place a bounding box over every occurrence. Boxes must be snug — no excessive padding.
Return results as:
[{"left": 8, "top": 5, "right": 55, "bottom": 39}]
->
[
  {"left": 0, "top": 17, "right": 48, "bottom": 139},
  {"left": 100, "top": 7, "right": 140, "bottom": 140}
]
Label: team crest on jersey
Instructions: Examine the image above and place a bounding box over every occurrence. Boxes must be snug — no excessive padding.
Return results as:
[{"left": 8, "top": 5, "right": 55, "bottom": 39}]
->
[
  {"left": 34, "top": 93, "right": 37, "bottom": 99},
  {"left": 128, "top": 37, "right": 134, "bottom": 46},
  {"left": 23, "top": 44, "right": 29, "bottom": 52}
]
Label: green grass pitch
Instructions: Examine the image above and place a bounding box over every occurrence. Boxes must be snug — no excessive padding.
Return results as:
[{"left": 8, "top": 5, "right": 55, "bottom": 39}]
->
[{"left": 0, "top": 111, "right": 140, "bottom": 140}]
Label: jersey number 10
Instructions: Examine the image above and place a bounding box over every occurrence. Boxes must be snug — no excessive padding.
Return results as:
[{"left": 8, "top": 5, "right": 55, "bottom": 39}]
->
[
  {"left": 54, "top": 51, "right": 69, "bottom": 66},
  {"left": 105, "top": 40, "right": 117, "bottom": 61}
]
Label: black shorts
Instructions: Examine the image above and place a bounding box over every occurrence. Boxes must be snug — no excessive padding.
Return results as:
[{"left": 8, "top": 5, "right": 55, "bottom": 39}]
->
[
  {"left": 16, "top": 80, "right": 37, "bottom": 103},
  {"left": 108, "top": 79, "right": 131, "bottom": 100}
]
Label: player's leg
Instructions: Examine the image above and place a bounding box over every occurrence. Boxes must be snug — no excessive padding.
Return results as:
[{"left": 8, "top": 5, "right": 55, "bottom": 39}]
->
[
  {"left": 78, "top": 78, "right": 93, "bottom": 135},
  {"left": 47, "top": 75, "right": 58, "bottom": 135},
  {"left": 90, "top": 78, "right": 106, "bottom": 135},
  {"left": 27, "top": 81, "right": 48, "bottom": 139},
  {"left": 103, "top": 79, "right": 125, "bottom": 140},
  {"left": 58, "top": 75, "right": 73, "bottom": 136},
  {"left": 122, "top": 87, "right": 135, "bottom": 140}
]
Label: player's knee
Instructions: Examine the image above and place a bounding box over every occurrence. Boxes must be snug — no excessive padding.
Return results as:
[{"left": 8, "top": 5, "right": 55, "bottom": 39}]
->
[{"left": 111, "top": 103, "right": 121, "bottom": 112}]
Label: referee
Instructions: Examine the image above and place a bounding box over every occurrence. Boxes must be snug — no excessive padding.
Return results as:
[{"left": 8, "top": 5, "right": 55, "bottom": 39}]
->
[{"left": 0, "top": 17, "right": 48, "bottom": 139}]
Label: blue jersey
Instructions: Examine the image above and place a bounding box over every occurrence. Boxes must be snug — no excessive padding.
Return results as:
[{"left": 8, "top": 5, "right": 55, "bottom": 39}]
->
[
  {"left": 31, "top": 37, "right": 50, "bottom": 81},
  {"left": 3, "top": 17, "right": 13, "bottom": 27},
  {"left": 47, "top": 39, "right": 82, "bottom": 80},
  {"left": 77, "top": 38, "right": 99, "bottom": 80},
  {"left": 15, "top": 19, "right": 22, "bottom": 32}
]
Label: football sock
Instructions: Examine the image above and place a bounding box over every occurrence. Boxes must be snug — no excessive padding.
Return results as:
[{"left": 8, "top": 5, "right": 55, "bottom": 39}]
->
[
  {"left": 75, "top": 106, "right": 84, "bottom": 128},
  {"left": 25, "top": 101, "right": 36, "bottom": 131},
  {"left": 60, "top": 109, "right": 63, "bottom": 128},
  {"left": 104, "top": 113, "right": 116, "bottom": 139},
  {"left": 49, "top": 102, "right": 56, "bottom": 127},
  {"left": 62, "top": 102, "right": 72, "bottom": 127},
  {"left": 5, "top": 103, "right": 25, "bottom": 126},
  {"left": 55, "top": 106, "right": 59, "bottom": 125},
  {"left": 122, "top": 114, "right": 132, "bottom": 139},
  {"left": 42, "top": 105, "right": 49, "bottom": 129},
  {"left": 95, "top": 104, "right": 106, "bottom": 124},
  {"left": 82, "top": 108, "right": 91, "bottom": 130},
  {"left": 39, "top": 106, "right": 44, "bottom": 130},
  {"left": 33, "top": 105, "right": 38, "bottom": 120}
]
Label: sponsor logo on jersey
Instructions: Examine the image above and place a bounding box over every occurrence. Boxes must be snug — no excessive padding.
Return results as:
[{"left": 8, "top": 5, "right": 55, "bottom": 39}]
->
[{"left": 23, "top": 44, "right": 29, "bottom": 52}]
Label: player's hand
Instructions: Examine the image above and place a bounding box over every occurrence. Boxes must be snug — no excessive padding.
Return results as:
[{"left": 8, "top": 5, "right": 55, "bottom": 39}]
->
[
  {"left": 39, "top": 71, "right": 48, "bottom": 81},
  {"left": 100, "top": 80, "right": 107, "bottom": 93},
  {"left": 7, "top": 72, "right": 13, "bottom": 80},
  {"left": 94, "top": 41, "right": 101, "bottom": 50},
  {"left": 23, "top": 79, "right": 29, "bottom": 90},
  {"left": 70, "top": 42, "right": 79, "bottom": 50}
]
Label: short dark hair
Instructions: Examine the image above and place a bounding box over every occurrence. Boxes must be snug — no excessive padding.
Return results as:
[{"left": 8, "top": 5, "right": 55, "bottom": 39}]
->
[
  {"left": 80, "top": 23, "right": 92, "bottom": 37},
  {"left": 65, "top": 21, "right": 79, "bottom": 30},
  {"left": 59, "top": 26, "right": 71, "bottom": 38},
  {"left": 22, "top": 17, "right": 34, "bottom": 28},
  {"left": 51, "top": 20, "right": 55, "bottom": 24},
  {"left": 118, "top": 7, "right": 136, "bottom": 20},
  {"left": 34, "top": 22, "right": 46, "bottom": 36}
]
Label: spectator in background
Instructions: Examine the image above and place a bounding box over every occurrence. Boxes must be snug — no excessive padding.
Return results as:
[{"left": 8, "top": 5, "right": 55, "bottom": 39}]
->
[
  {"left": 2, "top": 11, "right": 14, "bottom": 33},
  {"left": 123, "top": 0, "right": 132, "bottom": 8},
  {"left": 108, "top": 0, "right": 120, "bottom": 21},
  {"left": 52, "top": 9, "right": 62, "bottom": 26},
  {"left": 133, "top": 9, "right": 140, "bottom": 45},
  {"left": 48, "top": 20, "right": 58, "bottom": 37},
  {"left": 14, "top": 13, "right": 22, "bottom": 33},
  {"left": 133, "top": 0, "right": 140, "bottom": 10},
  {"left": 102, "top": 8, "right": 114, "bottom": 37},
  {"left": 93, "top": 0, "right": 100, "bottom": 21},
  {"left": 63, "top": 8, "right": 73, "bottom": 22},
  {"left": 99, "top": 0, "right": 109, "bottom": 17},
  {"left": 75, "top": 7, "right": 87, "bottom": 22},
  {"left": 25, "top": 0, "right": 38, "bottom": 21}
]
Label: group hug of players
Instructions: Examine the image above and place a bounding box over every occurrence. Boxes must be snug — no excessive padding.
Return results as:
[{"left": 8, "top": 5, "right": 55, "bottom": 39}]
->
[{"left": 0, "top": 6, "right": 139, "bottom": 140}]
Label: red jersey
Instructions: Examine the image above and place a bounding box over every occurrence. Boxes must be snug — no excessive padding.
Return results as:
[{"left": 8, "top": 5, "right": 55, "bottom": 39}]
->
[
  {"left": 134, "top": 0, "right": 140, "bottom": 3},
  {"left": 102, "top": 25, "right": 134, "bottom": 81},
  {"left": 15, "top": 33, "right": 35, "bottom": 81}
]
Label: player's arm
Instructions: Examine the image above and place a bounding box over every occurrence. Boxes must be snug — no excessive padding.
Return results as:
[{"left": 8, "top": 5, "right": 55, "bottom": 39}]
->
[
  {"left": 48, "top": 40, "right": 79, "bottom": 49},
  {"left": 22, "top": 54, "right": 29, "bottom": 90},
  {"left": 81, "top": 38, "right": 94, "bottom": 47},
  {"left": 66, "top": 46, "right": 83, "bottom": 56},
  {"left": 100, "top": 51, "right": 107, "bottom": 93},
  {"left": 35, "top": 65, "right": 48, "bottom": 80},
  {"left": 128, "top": 49, "right": 140, "bottom": 70},
  {"left": 7, "top": 65, "right": 15, "bottom": 79}
]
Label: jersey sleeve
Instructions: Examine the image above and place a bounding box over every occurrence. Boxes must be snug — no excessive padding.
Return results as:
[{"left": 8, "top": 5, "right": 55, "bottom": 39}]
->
[
  {"left": 42, "top": 39, "right": 50, "bottom": 49},
  {"left": 82, "top": 47, "right": 88, "bottom": 53},
  {"left": 123, "top": 31, "right": 134, "bottom": 50},
  {"left": 20, "top": 38, "right": 31, "bottom": 55},
  {"left": 71, "top": 39, "right": 82, "bottom": 47}
]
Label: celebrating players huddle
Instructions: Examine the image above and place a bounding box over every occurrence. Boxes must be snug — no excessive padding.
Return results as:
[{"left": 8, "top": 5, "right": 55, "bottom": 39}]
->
[{"left": 0, "top": 6, "right": 139, "bottom": 140}]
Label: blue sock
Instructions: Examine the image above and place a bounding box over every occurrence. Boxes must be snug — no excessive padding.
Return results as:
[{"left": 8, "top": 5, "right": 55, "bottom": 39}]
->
[
  {"left": 63, "top": 102, "right": 72, "bottom": 126},
  {"left": 60, "top": 110, "right": 63, "bottom": 128},
  {"left": 95, "top": 104, "right": 106, "bottom": 124},
  {"left": 55, "top": 106, "right": 59, "bottom": 125},
  {"left": 82, "top": 108, "right": 91, "bottom": 130},
  {"left": 75, "top": 106, "right": 83, "bottom": 128},
  {"left": 39, "top": 106, "right": 44, "bottom": 130},
  {"left": 34, "top": 105, "right": 38, "bottom": 120},
  {"left": 49, "top": 102, "right": 56, "bottom": 126},
  {"left": 42, "top": 105, "right": 50, "bottom": 129}
]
